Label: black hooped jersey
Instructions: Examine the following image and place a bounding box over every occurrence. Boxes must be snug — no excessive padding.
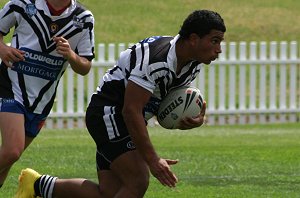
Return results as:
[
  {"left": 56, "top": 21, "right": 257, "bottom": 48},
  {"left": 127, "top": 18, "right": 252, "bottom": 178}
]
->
[
  {"left": 0, "top": 0, "right": 95, "bottom": 115},
  {"left": 89, "top": 35, "right": 202, "bottom": 120}
]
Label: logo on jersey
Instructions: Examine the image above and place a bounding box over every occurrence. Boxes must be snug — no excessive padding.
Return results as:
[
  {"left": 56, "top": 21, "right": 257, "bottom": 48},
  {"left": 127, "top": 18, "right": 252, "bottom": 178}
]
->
[
  {"left": 72, "top": 16, "right": 84, "bottom": 29},
  {"left": 25, "top": 4, "right": 37, "bottom": 17},
  {"left": 141, "top": 36, "right": 162, "bottom": 43},
  {"left": 12, "top": 47, "right": 66, "bottom": 81},
  {"left": 49, "top": 23, "right": 59, "bottom": 33}
]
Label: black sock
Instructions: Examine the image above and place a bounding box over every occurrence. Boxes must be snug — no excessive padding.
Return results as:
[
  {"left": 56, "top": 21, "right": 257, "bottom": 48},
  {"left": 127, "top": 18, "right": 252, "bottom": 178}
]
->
[
  {"left": 34, "top": 177, "right": 42, "bottom": 197},
  {"left": 0, "top": 184, "right": 3, "bottom": 188}
]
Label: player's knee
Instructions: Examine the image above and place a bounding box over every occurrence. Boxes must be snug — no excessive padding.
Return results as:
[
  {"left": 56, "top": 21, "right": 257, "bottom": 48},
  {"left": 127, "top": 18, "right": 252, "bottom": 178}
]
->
[
  {"left": 137, "top": 178, "right": 149, "bottom": 196},
  {"left": 128, "top": 173, "right": 150, "bottom": 197},
  {"left": 119, "top": 182, "right": 149, "bottom": 198},
  {"left": 99, "top": 187, "right": 115, "bottom": 198},
  {"left": 0, "top": 148, "right": 23, "bottom": 165}
]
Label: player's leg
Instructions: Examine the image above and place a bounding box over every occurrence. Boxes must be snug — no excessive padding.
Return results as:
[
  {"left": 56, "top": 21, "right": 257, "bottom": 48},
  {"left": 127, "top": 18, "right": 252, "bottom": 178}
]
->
[
  {"left": 89, "top": 139, "right": 149, "bottom": 197},
  {"left": 51, "top": 152, "right": 122, "bottom": 197},
  {"left": 110, "top": 150, "right": 149, "bottom": 197},
  {"left": 51, "top": 152, "right": 150, "bottom": 198},
  {"left": 85, "top": 104, "right": 150, "bottom": 197},
  {"left": 15, "top": 166, "right": 126, "bottom": 198},
  {"left": 97, "top": 170, "right": 122, "bottom": 197},
  {"left": 93, "top": 149, "right": 122, "bottom": 197},
  {"left": 0, "top": 135, "right": 34, "bottom": 188},
  {"left": 24, "top": 171, "right": 121, "bottom": 198},
  {"left": 15, "top": 168, "right": 122, "bottom": 198},
  {"left": 0, "top": 98, "right": 43, "bottom": 187},
  {"left": 0, "top": 112, "right": 25, "bottom": 186},
  {"left": 15, "top": 168, "right": 103, "bottom": 198},
  {"left": 52, "top": 178, "right": 101, "bottom": 198},
  {"left": 94, "top": 148, "right": 149, "bottom": 197}
]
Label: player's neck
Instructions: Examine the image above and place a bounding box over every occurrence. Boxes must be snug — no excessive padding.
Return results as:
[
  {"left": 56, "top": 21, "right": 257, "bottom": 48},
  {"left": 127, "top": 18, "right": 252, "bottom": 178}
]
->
[
  {"left": 175, "top": 38, "right": 192, "bottom": 74},
  {"left": 46, "top": 0, "right": 71, "bottom": 11}
]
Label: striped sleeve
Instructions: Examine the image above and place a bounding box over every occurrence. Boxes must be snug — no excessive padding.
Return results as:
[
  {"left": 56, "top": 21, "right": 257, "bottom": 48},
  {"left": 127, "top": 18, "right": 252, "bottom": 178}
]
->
[
  {"left": 76, "top": 10, "right": 95, "bottom": 60},
  {"left": 0, "top": 1, "right": 17, "bottom": 35},
  {"left": 129, "top": 45, "right": 169, "bottom": 93}
]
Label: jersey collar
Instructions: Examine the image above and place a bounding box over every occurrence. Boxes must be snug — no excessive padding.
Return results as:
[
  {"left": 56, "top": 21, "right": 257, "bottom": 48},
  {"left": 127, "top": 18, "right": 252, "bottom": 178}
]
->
[
  {"left": 168, "top": 34, "right": 180, "bottom": 74},
  {"left": 35, "top": 0, "right": 77, "bottom": 18}
]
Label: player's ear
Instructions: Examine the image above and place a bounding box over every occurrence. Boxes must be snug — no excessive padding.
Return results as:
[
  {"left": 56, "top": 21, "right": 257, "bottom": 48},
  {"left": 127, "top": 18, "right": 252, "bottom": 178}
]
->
[{"left": 188, "top": 33, "right": 199, "bottom": 46}]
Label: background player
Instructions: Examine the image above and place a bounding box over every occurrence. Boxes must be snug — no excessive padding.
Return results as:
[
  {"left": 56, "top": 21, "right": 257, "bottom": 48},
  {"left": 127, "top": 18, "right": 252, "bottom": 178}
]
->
[{"left": 0, "top": 0, "right": 94, "bottom": 188}]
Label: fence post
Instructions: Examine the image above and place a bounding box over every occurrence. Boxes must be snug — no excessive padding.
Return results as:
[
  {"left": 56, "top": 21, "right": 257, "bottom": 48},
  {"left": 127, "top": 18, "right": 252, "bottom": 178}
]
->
[
  {"left": 239, "top": 42, "right": 247, "bottom": 124},
  {"left": 289, "top": 41, "right": 297, "bottom": 122},
  {"left": 249, "top": 42, "right": 257, "bottom": 124},
  {"left": 216, "top": 42, "right": 226, "bottom": 125},
  {"left": 259, "top": 42, "right": 267, "bottom": 123},
  {"left": 269, "top": 41, "right": 277, "bottom": 123},
  {"left": 228, "top": 42, "right": 237, "bottom": 124},
  {"left": 279, "top": 42, "right": 288, "bottom": 122}
]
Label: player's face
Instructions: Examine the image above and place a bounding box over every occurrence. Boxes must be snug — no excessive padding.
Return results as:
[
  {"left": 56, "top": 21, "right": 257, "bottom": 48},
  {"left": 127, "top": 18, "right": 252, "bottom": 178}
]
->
[{"left": 192, "top": 30, "right": 224, "bottom": 64}]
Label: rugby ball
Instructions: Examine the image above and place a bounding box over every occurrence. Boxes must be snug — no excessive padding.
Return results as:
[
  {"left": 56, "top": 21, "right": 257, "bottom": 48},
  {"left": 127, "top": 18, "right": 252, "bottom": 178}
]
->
[{"left": 157, "top": 86, "right": 204, "bottom": 129}]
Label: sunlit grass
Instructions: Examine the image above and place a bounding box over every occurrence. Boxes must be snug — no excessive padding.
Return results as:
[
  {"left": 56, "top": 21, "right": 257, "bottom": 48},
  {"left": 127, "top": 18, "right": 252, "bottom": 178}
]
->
[
  {"left": 1, "top": 0, "right": 300, "bottom": 43},
  {"left": 1, "top": 124, "right": 300, "bottom": 197}
]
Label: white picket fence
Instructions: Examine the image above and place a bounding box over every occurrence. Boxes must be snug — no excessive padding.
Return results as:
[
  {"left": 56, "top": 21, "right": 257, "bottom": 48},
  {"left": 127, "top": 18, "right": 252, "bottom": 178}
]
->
[
  {"left": 3, "top": 41, "right": 300, "bottom": 128},
  {"left": 43, "top": 41, "right": 300, "bottom": 128}
]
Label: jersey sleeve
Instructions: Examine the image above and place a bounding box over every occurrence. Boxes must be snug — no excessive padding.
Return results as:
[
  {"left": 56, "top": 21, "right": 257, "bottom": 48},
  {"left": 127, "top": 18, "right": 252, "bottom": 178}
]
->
[
  {"left": 0, "top": 1, "right": 17, "bottom": 35},
  {"left": 128, "top": 43, "right": 169, "bottom": 93},
  {"left": 76, "top": 12, "right": 95, "bottom": 61}
]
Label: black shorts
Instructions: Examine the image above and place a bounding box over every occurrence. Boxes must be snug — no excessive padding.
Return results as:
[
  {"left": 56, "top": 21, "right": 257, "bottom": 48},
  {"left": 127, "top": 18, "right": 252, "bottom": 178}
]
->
[{"left": 86, "top": 105, "right": 136, "bottom": 170}]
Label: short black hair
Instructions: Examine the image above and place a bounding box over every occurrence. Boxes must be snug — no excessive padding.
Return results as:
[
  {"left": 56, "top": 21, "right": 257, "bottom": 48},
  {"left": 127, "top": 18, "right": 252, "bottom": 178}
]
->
[{"left": 179, "top": 10, "right": 226, "bottom": 39}]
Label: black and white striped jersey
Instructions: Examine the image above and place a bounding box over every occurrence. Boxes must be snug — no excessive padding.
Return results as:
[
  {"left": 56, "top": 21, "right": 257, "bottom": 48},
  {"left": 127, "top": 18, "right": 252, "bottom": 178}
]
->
[
  {"left": 0, "top": 0, "right": 94, "bottom": 115},
  {"left": 90, "top": 35, "right": 202, "bottom": 119}
]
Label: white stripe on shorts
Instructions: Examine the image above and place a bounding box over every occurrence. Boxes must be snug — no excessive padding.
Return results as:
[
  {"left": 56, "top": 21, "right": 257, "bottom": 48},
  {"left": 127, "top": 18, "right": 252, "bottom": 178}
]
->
[{"left": 103, "top": 106, "right": 120, "bottom": 139}]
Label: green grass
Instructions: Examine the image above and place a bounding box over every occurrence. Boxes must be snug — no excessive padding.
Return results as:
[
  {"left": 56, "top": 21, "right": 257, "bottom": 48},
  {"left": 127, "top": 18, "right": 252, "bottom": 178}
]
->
[
  {"left": 1, "top": 0, "right": 300, "bottom": 43},
  {"left": 80, "top": 0, "right": 300, "bottom": 43},
  {"left": 1, "top": 1, "right": 300, "bottom": 197},
  {"left": 1, "top": 123, "right": 300, "bottom": 197}
]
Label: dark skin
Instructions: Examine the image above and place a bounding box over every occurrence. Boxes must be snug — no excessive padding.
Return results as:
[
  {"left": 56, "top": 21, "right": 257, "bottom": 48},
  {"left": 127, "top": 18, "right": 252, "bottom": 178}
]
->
[
  {"left": 123, "top": 29, "right": 224, "bottom": 187},
  {"left": 123, "top": 81, "right": 179, "bottom": 187}
]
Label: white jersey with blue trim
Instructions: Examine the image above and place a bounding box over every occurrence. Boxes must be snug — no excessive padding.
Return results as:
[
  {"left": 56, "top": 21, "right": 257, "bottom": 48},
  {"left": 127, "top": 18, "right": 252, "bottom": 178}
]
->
[
  {"left": 0, "top": 0, "right": 95, "bottom": 115},
  {"left": 90, "top": 35, "right": 202, "bottom": 120}
]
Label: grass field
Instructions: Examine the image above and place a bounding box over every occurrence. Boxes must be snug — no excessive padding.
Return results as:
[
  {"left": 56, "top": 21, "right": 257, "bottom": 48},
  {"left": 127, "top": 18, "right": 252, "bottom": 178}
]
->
[
  {"left": 1, "top": 1, "right": 300, "bottom": 198},
  {"left": 1, "top": 0, "right": 300, "bottom": 43},
  {"left": 1, "top": 123, "right": 300, "bottom": 197}
]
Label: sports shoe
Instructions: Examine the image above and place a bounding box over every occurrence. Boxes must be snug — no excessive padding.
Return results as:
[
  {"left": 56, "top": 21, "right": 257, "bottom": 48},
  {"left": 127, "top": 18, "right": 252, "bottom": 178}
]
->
[{"left": 14, "top": 168, "right": 41, "bottom": 198}]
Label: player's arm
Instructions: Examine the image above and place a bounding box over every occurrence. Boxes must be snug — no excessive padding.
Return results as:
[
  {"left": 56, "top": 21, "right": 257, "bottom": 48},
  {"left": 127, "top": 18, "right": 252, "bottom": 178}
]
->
[
  {"left": 53, "top": 37, "right": 91, "bottom": 75},
  {"left": 0, "top": 33, "right": 25, "bottom": 68},
  {"left": 178, "top": 101, "right": 207, "bottom": 130},
  {"left": 122, "top": 81, "right": 178, "bottom": 187}
]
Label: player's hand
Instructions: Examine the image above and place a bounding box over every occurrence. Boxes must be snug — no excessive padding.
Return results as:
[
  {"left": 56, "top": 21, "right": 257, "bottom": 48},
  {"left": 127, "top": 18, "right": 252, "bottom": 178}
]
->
[
  {"left": 0, "top": 44, "right": 25, "bottom": 68},
  {"left": 53, "top": 36, "right": 73, "bottom": 59},
  {"left": 177, "top": 101, "right": 206, "bottom": 130},
  {"left": 149, "top": 158, "right": 179, "bottom": 188}
]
